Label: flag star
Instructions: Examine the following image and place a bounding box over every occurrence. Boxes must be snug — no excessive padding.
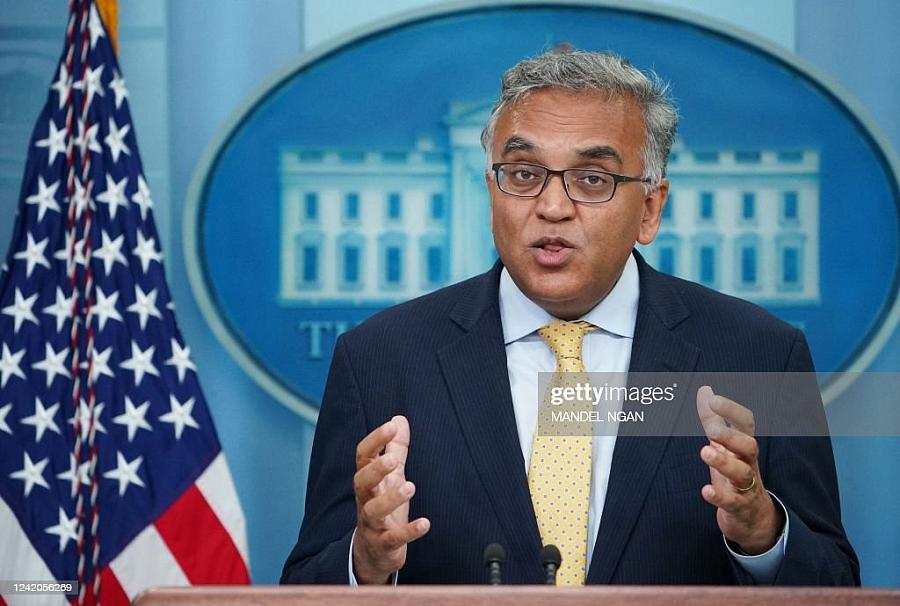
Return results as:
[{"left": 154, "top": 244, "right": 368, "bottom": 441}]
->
[
  {"left": 119, "top": 341, "right": 159, "bottom": 387},
  {"left": 92, "top": 287, "right": 123, "bottom": 331},
  {"left": 35, "top": 119, "right": 67, "bottom": 166},
  {"left": 50, "top": 63, "right": 71, "bottom": 110},
  {"left": 57, "top": 453, "right": 91, "bottom": 498},
  {"left": 13, "top": 232, "right": 51, "bottom": 278},
  {"left": 25, "top": 176, "right": 61, "bottom": 222},
  {"left": 0, "top": 403, "right": 12, "bottom": 434},
  {"left": 165, "top": 338, "right": 197, "bottom": 383},
  {"left": 75, "top": 119, "right": 101, "bottom": 157},
  {"left": 0, "top": 344, "right": 27, "bottom": 387},
  {"left": 45, "top": 507, "right": 79, "bottom": 553},
  {"left": 132, "top": 231, "right": 163, "bottom": 273},
  {"left": 88, "top": 4, "right": 107, "bottom": 49},
  {"left": 68, "top": 400, "right": 107, "bottom": 442},
  {"left": 54, "top": 233, "right": 88, "bottom": 274},
  {"left": 127, "top": 286, "right": 162, "bottom": 330},
  {"left": 70, "top": 177, "right": 94, "bottom": 218},
  {"left": 21, "top": 397, "right": 62, "bottom": 442},
  {"left": 93, "top": 230, "right": 127, "bottom": 276},
  {"left": 2, "top": 288, "right": 40, "bottom": 333},
  {"left": 96, "top": 174, "right": 129, "bottom": 220},
  {"left": 159, "top": 395, "right": 199, "bottom": 440},
  {"left": 113, "top": 396, "right": 152, "bottom": 442},
  {"left": 103, "top": 451, "right": 146, "bottom": 497},
  {"left": 82, "top": 346, "right": 115, "bottom": 384},
  {"left": 131, "top": 175, "right": 154, "bottom": 220},
  {"left": 53, "top": 231, "right": 73, "bottom": 268},
  {"left": 10, "top": 452, "right": 50, "bottom": 497},
  {"left": 109, "top": 70, "right": 128, "bottom": 109},
  {"left": 43, "top": 287, "right": 75, "bottom": 333},
  {"left": 104, "top": 118, "right": 131, "bottom": 163},
  {"left": 31, "top": 343, "right": 71, "bottom": 388},
  {"left": 73, "top": 64, "right": 104, "bottom": 109}
]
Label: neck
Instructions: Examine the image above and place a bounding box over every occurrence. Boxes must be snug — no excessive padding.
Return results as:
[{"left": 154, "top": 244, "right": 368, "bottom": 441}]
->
[
  {"left": 537, "top": 271, "right": 626, "bottom": 321},
  {"left": 538, "top": 296, "right": 605, "bottom": 321}
]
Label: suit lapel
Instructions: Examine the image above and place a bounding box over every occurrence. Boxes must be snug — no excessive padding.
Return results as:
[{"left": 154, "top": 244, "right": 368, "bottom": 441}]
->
[
  {"left": 437, "top": 264, "right": 544, "bottom": 580},
  {"left": 437, "top": 255, "right": 703, "bottom": 583},
  {"left": 587, "top": 252, "right": 701, "bottom": 584}
]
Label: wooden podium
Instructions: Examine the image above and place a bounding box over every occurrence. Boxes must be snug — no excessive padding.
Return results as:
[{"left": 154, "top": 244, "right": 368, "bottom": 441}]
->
[{"left": 135, "top": 585, "right": 900, "bottom": 606}]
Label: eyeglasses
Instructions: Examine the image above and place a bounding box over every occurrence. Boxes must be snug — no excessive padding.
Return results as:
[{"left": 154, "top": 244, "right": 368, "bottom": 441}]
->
[{"left": 491, "top": 162, "right": 651, "bottom": 204}]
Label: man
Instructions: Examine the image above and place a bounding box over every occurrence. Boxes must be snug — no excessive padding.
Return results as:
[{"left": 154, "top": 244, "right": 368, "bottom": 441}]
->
[{"left": 281, "top": 50, "right": 858, "bottom": 586}]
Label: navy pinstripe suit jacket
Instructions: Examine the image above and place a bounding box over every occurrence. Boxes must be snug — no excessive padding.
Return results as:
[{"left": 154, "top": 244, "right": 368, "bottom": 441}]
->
[{"left": 281, "top": 251, "right": 859, "bottom": 585}]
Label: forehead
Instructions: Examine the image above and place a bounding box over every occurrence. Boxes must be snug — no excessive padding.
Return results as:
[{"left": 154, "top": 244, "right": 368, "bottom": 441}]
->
[{"left": 493, "top": 88, "right": 645, "bottom": 163}]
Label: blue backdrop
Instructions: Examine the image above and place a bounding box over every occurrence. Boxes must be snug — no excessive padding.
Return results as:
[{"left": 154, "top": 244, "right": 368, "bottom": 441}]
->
[{"left": 0, "top": 0, "right": 898, "bottom": 587}]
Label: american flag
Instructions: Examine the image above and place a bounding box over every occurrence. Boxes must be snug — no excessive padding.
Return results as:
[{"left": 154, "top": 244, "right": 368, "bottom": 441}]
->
[{"left": 0, "top": 1, "right": 250, "bottom": 604}]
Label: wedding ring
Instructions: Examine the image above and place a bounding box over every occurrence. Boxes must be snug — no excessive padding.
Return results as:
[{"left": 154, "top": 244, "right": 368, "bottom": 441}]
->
[{"left": 735, "top": 476, "right": 756, "bottom": 493}]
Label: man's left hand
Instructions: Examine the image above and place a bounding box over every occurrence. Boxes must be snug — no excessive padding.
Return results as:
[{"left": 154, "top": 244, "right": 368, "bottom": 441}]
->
[{"left": 696, "top": 386, "right": 785, "bottom": 555}]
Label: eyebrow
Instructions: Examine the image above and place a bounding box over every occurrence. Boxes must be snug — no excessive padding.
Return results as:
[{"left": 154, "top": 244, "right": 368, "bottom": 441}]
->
[
  {"left": 500, "top": 137, "right": 625, "bottom": 168},
  {"left": 576, "top": 145, "right": 623, "bottom": 167},
  {"left": 500, "top": 135, "right": 535, "bottom": 155}
]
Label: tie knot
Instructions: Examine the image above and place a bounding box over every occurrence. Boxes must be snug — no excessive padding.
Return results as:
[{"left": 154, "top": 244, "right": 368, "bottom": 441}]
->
[{"left": 537, "top": 320, "right": 594, "bottom": 362}]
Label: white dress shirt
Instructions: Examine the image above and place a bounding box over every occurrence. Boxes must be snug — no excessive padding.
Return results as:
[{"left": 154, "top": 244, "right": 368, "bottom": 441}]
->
[
  {"left": 498, "top": 253, "right": 787, "bottom": 582},
  {"left": 349, "top": 253, "right": 787, "bottom": 584}
]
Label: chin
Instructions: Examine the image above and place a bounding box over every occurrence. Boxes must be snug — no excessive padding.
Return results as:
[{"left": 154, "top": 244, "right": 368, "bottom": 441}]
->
[{"left": 523, "top": 282, "right": 583, "bottom": 309}]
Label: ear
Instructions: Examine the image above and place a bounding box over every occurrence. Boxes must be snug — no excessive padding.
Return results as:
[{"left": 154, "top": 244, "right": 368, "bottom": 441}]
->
[{"left": 637, "top": 179, "right": 669, "bottom": 245}]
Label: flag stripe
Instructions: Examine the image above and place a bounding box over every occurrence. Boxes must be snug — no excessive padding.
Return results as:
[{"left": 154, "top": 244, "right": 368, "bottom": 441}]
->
[
  {"left": 154, "top": 484, "right": 250, "bottom": 584},
  {"left": 0, "top": 497, "right": 68, "bottom": 606},
  {"left": 1, "top": 0, "right": 249, "bottom": 598},
  {"left": 6, "top": 595, "right": 67, "bottom": 606},
  {"left": 195, "top": 453, "right": 250, "bottom": 566},
  {"left": 96, "top": 567, "right": 129, "bottom": 606},
  {"left": 107, "top": 525, "right": 188, "bottom": 601}
]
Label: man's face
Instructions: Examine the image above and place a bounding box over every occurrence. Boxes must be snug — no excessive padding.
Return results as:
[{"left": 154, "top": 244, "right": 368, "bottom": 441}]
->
[{"left": 487, "top": 87, "right": 668, "bottom": 319}]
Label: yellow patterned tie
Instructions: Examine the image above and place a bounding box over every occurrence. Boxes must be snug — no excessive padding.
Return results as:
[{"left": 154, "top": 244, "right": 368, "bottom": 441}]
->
[{"left": 529, "top": 320, "right": 594, "bottom": 586}]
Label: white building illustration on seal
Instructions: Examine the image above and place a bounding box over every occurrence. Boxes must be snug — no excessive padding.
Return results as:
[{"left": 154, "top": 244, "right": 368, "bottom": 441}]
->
[{"left": 279, "top": 101, "right": 819, "bottom": 307}]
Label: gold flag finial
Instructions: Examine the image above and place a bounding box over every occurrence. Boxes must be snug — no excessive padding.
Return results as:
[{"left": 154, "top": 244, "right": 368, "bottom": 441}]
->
[{"left": 96, "top": 0, "right": 119, "bottom": 54}]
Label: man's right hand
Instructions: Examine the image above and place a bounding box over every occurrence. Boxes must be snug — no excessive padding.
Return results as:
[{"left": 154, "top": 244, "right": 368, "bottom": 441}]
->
[{"left": 352, "top": 415, "right": 431, "bottom": 584}]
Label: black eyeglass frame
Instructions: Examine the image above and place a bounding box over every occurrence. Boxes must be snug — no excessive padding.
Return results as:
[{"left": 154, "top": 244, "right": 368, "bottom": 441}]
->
[{"left": 491, "top": 162, "right": 652, "bottom": 204}]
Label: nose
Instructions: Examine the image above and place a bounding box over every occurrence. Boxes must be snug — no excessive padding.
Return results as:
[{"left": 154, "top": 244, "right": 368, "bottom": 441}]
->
[{"left": 535, "top": 172, "right": 576, "bottom": 222}]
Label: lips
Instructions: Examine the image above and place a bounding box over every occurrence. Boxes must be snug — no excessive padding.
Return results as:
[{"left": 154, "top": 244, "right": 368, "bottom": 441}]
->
[{"left": 530, "top": 236, "right": 576, "bottom": 267}]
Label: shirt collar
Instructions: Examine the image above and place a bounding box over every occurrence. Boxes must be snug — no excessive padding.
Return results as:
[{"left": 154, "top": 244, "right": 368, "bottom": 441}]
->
[{"left": 498, "top": 251, "right": 639, "bottom": 344}]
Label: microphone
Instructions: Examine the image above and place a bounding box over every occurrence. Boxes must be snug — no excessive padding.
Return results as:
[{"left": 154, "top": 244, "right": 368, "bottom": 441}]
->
[
  {"left": 483, "top": 543, "right": 506, "bottom": 585},
  {"left": 540, "top": 544, "right": 562, "bottom": 585}
]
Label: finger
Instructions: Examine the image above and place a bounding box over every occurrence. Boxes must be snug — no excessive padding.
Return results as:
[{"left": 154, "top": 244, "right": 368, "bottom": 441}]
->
[
  {"left": 700, "top": 481, "right": 752, "bottom": 515},
  {"left": 709, "top": 430, "right": 760, "bottom": 466},
  {"left": 354, "top": 453, "right": 402, "bottom": 498},
  {"left": 356, "top": 420, "right": 399, "bottom": 469},
  {"left": 363, "top": 481, "right": 416, "bottom": 522},
  {"left": 701, "top": 483, "right": 746, "bottom": 512},
  {"left": 696, "top": 386, "right": 718, "bottom": 427},
  {"left": 697, "top": 386, "right": 729, "bottom": 438},
  {"left": 701, "top": 444, "right": 755, "bottom": 489},
  {"left": 708, "top": 465, "right": 727, "bottom": 489},
  {"left": 708, "top": 394, "right": 755, "bottom": 437},
  {"left": 383, "top": 415, "right": 410, "bottom": 465},
  {"left": 708, "top": 451, "right": 735, "bottom": 488},
  {"left": 697, "top": 388, "right": 756, "bottom": 448},
  {"left": 379, "top": 517, "right": 431, "bottom": 550}
]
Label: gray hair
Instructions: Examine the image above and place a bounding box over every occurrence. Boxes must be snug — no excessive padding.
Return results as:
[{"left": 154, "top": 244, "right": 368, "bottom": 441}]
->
[{"left": 480, "top": 50, "right": 679, "bottom": 187}]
